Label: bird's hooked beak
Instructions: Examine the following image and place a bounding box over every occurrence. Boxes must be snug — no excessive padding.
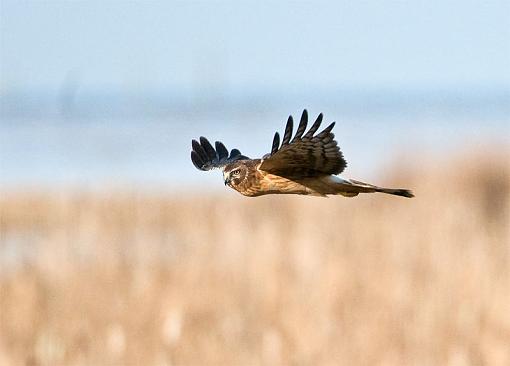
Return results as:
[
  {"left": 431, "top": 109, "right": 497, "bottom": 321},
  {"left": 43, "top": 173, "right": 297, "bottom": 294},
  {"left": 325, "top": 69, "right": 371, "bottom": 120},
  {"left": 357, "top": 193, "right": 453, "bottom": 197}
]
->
[{"left": 223, "top": 173, "right": 230, "bottom": 186}]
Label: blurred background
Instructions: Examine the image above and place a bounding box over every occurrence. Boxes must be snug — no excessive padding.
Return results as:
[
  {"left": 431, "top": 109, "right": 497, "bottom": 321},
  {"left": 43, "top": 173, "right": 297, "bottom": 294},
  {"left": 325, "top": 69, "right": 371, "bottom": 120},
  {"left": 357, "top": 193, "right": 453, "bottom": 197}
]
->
[{"left": 0, "top": 1, "right": 509, "bottom": 365}]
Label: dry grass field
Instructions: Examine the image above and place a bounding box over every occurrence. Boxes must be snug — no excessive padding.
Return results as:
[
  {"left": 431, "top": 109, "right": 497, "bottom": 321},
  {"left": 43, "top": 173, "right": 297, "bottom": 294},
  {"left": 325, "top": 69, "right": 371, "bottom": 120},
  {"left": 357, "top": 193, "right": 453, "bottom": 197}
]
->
[{"left": 1, "top": 151, "right": 509, "bottom": 366}]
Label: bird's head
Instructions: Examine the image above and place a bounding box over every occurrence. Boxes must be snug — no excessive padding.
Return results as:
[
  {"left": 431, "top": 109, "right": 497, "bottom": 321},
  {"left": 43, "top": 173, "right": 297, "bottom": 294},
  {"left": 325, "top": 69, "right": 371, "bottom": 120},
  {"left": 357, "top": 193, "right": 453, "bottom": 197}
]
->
[{"left": 223, "top": 163, "right": 248, "bottom": 188}]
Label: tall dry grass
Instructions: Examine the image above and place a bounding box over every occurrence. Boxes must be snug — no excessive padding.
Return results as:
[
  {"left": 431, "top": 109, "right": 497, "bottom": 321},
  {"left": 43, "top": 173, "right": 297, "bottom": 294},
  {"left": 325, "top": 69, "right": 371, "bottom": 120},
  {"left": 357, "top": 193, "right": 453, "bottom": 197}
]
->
[{"left": 0, "top": 151, "right": 509, "bottom": 366}]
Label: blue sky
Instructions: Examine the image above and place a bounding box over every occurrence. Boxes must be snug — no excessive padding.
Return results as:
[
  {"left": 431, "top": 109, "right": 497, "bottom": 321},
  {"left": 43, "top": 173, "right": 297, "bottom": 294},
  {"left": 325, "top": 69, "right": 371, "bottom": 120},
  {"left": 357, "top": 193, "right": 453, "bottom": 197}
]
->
[
  {"left": 1, "top": 1, "right": 509, "bottom": 188},
  {"left": 1, "top": 0, "right": 509, "bottom": 95}
]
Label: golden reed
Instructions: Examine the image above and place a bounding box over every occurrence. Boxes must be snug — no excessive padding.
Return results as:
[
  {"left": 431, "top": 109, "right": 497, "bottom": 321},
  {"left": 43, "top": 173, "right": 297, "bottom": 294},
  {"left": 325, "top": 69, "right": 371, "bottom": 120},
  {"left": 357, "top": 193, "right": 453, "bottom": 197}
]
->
[{"left": 0, "top": 151, "right": 509, "bottom": 365}]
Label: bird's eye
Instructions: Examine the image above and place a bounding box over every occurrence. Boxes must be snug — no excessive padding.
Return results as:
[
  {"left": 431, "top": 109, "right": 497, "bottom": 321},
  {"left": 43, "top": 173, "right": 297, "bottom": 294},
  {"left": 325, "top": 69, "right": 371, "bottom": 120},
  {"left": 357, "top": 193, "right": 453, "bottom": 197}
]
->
[{"left": 232, "top": 169, "right": 241, "bottom": 175}]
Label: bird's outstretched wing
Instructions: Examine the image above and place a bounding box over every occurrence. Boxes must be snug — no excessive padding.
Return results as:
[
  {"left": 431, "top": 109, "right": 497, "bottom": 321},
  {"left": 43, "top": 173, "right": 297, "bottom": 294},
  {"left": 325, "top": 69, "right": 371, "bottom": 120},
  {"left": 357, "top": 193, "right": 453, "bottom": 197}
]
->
[
  {"left": 259, "top": 110, "right": 347, "bottom": 178},
  {"left": 191, "top": 137, "right": 249, "bottom": 171}
]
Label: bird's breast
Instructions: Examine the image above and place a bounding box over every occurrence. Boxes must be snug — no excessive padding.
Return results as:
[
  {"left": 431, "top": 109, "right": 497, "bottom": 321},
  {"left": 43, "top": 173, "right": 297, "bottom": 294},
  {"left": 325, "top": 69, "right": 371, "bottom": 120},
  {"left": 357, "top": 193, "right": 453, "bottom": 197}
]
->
[{"left": 238, "top": 171, "right": 310, "bottom": 196}]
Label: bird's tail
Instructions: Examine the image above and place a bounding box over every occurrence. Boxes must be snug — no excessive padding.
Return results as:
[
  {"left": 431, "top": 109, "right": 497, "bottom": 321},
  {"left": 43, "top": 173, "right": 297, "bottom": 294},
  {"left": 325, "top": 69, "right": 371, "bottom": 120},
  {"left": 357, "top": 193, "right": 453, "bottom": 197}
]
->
[
  {"left": 374, "top": 187, "right": 414, "bottom": 198},
  {"left": 336, "top": 178, "right": 414, "bottom": 198}
]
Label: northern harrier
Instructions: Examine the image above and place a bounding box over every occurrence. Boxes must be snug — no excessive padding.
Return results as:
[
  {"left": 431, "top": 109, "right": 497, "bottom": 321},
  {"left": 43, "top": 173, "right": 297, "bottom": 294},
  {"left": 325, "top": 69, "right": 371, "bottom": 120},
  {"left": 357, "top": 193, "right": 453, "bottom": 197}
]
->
[{"left": 191, "top": 110, "right": 414, "bottom": 198}]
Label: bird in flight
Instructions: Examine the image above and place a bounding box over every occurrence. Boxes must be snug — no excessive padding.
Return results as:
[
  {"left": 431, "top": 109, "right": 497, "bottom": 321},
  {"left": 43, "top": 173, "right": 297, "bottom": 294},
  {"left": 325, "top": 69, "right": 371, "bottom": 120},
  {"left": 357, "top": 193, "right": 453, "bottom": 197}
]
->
[{"left": 191, "top": 110, "right": 414, "bottom": 198}]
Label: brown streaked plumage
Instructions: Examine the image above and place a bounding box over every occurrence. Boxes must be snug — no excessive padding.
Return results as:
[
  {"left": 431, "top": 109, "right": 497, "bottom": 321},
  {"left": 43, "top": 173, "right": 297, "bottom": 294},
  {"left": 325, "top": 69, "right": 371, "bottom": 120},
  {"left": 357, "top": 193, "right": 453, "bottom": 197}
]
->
[{"left": 191, "top": 110, "right": 414, "bottom": 198}]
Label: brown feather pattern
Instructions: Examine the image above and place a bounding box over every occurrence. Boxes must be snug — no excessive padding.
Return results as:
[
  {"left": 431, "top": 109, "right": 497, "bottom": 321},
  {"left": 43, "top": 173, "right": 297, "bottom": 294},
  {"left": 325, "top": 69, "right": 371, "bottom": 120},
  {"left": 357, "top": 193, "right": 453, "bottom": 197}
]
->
[{"left": 259, "top": 109, "right": 347, "bottom": 178}]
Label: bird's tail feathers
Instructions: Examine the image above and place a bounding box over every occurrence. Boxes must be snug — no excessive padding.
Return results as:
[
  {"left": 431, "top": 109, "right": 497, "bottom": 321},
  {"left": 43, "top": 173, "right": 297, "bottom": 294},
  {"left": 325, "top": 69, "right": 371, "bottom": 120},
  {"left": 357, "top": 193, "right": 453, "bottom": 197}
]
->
[
  {"left": 336, "top": 178, "right": 414, "bottom": 198},
  {"left": 374, "top": 187, "right": 414, "bottom": 198}
]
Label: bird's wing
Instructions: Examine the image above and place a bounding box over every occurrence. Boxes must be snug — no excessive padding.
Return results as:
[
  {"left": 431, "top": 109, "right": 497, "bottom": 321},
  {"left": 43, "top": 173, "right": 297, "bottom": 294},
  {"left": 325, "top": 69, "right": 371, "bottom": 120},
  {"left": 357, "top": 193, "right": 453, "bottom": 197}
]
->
[
  {"left": 191, "top": 137, "right": 249, "bottom": 171},
  {"left": 259, "top": 110, "right": 347, "bottom": 178}
]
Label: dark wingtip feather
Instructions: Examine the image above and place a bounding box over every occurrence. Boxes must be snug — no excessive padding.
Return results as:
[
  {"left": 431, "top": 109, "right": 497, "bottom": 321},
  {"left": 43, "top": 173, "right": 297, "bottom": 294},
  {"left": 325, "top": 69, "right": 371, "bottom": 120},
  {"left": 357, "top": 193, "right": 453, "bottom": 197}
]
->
[
  {"left": 191, "top": 151, "right": 205, "bottom": 170},
  {"left": 271, "top": 132, "right": 280, "bottom": 155},
  {"left": 192, "top": 139, "right": 208, "bottom": 161},
  {"left": 293, "top": 109, "right": 308, "bottom": 141},
  {"left": 281, "top": 115, "right": 294, "bottom": 146},
  {"left": 199, "top": 136, "right": 217, "bottom": 160},
  {"left": 318, "top": 121, "right": 335, "bottom": 136},
  {"left": 215, "top": 141, "right": 229, "bottom": 160},
  {"left": 304, "top": 112, "right": 323, "bottom": 138},
  {"left": 229, "top": 148, "right": 242, "bottom": 159}
]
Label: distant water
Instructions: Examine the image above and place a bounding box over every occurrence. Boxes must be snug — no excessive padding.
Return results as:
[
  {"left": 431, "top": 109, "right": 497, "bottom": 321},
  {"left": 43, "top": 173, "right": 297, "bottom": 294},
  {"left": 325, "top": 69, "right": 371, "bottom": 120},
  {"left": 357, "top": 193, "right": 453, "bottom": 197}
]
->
[{"left": 1, "top": 92, "right": 509, "bottom": 190}]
